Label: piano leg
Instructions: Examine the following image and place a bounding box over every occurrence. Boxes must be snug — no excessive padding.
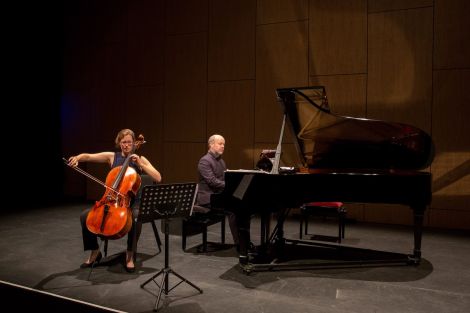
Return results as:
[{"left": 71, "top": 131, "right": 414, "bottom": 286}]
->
[
  {"left": 236, "top": 211, "right": 251, "bottom": 267},
  {"left": 260, "top": 212, "right": 270, "bottom": 247},
  {"left": 410, "top": 205, "right": 425, "bottom": 264}
]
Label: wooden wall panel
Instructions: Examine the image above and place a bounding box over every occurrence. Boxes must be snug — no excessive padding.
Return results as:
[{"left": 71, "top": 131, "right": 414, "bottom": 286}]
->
[
  {"left": 309, "top": 0, "right": 367, "bottom": 75},
  {"left": 126, "top": 40, "right": 164, "bottom": 87},
  {"left": 166, "top": 0, "right": 208, "bottom": 35},
  {"left": 342, "top": 203, "right": 364, "bottom": 222},
  {"left": 432, "top": 69, "right": 470, "bottom": 165},
  {"left": 432, "top": 184, "right": 470, "bottom": 224},
  {"left": 363, "top": 204, "right": 417, "bottom": 226},
  {"left": 434, "top": 0, "right": 470, "bottom": 69},
  {"left": 99, "top": 44, "right": 128, "bottom": 90},
  {"left": 126, "top": 1, "right": 165, "bottom": 86},
  {"left": 255, "top": 21, "right": 308, "bottom": 143},
  {"left": 164, "top": 33, "right": 207, "bottom": 142},
  {"left": 127, "top": 0, "right": 165, "bottom": 87},
  {"left": 207, "top": 81, "right": 255, "bottom": 169},
  {"left": 431, "top": 69, "right": 470, "bottom": 229},
  {"left": 429, "top": 208, "right": 470, "bottom": 230},
  {"left": 208, "top": 0, "right": 256, "bottom": 81},
  {"left": 124, "top": 85, "right": 164, "bottom": 166},
  {"left": 257, "top": 0, "right": 308, "bottom": 24},
  {"left": 81, "top": 43, "right": 127, "bottom": 143},
  {"left": 126, "top": 1, "right": 165, "bottom": 168},
  {"left": 63, "top": 0, "right": 125, "bottom": 45},
  {"left": 367, "top": 8, "right": 432, "bottom": 132},
  {"left": 162, "top": 143, "right": 206, "bottom": 183},
  {"left": 90, "top": 87, "right": 127, "bottom": 145},
  {"left": 62, "top": 45, "right": 97, "bottom": 90},
  {"left": 309, "top": 74, "right": 367, "bottom": 117},
  {"left": 103, "top": 0, "right": 127, "bottom": 44},
  {"left": 127, "top": 0, "right": 164, "bottom": 40},
  {"left": 368, "top": 0, "right": 433, "bottom": 12}
]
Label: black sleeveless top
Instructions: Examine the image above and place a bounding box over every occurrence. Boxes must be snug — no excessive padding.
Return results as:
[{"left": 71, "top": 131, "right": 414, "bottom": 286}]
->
[{"left": 112, "top": 152, "right": 143, "bottom": 175}]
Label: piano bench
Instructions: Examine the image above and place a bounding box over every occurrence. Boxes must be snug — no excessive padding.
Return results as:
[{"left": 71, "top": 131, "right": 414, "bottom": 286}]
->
[
  {"left": 299, "top": 202, "right": 346, "bottom": 243},
  {"left": 182, "top": 206, "right": 226, "bottom": 252}
]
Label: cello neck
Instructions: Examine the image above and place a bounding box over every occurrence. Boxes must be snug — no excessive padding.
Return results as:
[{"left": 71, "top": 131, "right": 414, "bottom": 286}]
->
[{"left": 110, "top": 152, "right": 133, "bottom": 190}]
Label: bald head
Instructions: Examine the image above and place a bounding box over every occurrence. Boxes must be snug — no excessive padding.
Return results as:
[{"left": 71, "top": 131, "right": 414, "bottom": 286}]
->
[{"left": 208, "top": 134, "right": 225, "bottom": 156}]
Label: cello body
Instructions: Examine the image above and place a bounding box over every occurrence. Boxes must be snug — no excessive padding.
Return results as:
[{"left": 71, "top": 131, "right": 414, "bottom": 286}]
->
[{"left": 86, "top": 165, "right": 142, "bottom": 239}]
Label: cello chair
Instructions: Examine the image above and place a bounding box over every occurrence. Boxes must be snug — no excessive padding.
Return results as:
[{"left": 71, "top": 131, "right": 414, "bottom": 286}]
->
[
  {"left": 182, "top": 205, "right": 226, "bottom": 252},
  {"left": 299, "top": 202, "right": 347, "bottom": 243}
]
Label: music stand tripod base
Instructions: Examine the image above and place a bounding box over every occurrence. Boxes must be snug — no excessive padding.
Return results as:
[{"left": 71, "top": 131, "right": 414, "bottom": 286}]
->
[{"left": 138, "top": 183, "right": 203, "bottom": 311}]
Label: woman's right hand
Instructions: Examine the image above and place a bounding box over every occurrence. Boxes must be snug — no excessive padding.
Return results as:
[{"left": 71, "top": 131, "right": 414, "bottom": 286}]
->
[{"left": 68, "top": 155, "right": 80, "bottom": 167}]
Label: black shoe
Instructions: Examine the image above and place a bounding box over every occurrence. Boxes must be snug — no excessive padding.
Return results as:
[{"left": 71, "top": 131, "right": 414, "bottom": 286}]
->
[{"left": 80, "top": 251, "right": 102, "bottom": 268}]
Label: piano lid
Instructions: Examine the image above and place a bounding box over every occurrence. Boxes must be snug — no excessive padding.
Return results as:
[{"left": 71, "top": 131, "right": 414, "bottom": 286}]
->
[{"left": 276, "top": 86, "right": 435, "bottom": 170}]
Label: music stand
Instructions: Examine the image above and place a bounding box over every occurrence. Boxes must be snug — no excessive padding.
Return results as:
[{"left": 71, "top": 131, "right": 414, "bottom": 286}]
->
[{"left": 139, "top": 183, "right": 202, "bottom": 311}]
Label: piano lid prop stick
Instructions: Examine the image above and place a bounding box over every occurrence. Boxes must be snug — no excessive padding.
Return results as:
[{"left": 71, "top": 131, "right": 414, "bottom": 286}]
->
[{"left": 271, "top": 114, "right": 286, "bottom": 174}]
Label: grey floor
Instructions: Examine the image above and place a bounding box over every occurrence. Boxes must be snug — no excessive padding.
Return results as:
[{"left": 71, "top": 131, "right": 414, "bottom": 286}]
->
[{"left": 1, "top": 202, "right": 469, "bottom": 313}]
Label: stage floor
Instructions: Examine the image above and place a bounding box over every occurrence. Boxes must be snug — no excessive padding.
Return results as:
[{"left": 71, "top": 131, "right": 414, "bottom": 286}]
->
[{"left": 1, "top": 202, "right": 469, "bottom": 313}]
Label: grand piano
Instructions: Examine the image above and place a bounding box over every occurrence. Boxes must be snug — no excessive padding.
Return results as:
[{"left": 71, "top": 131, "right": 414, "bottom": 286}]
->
[{"left": 212, "top": 86, "right": 434, "bottom": 272}]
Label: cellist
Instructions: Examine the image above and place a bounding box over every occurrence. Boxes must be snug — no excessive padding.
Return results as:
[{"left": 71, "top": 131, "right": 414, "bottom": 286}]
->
[{"left": 68, "top": 128, "right": 162, "bottom": 273}]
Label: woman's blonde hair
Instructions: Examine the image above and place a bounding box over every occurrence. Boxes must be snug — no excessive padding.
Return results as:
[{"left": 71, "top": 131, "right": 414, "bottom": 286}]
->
[{"left": 115, "top": 128, "right": 135, "bottom": 148}]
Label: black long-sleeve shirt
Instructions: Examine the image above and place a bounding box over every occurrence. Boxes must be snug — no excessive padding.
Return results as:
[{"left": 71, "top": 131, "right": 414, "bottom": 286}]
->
[{"left": 196, "top": 151, "right": 226, "bottom": 206}]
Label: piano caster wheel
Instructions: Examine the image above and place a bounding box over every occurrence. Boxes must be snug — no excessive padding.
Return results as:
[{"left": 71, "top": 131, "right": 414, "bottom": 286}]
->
[
  {"left": 407, "top": 254, "right": 421, "bottom": 265},
  {"left": 241, "top": 264, "right": 253, "bottom": 274},
  {"left": 239, "top": 260, "right": 253, "bottom": 274}
]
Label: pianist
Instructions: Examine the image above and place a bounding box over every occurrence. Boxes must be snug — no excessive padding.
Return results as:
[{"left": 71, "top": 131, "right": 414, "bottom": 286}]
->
[{"left": 196, "top": 134, "right": 240, "bottom": 247}]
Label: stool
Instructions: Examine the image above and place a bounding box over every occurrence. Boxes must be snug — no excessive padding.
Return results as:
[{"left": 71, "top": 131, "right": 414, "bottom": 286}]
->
[
  {"left": 299, "top": 202, "right": 346, "bottom": 243},
  {"left": 182, "top": 206, "right": 226, "bottom": 252}
]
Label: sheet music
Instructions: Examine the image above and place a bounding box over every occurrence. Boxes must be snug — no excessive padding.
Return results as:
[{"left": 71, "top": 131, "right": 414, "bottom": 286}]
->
[{"left": 232, "top": 174, "right": 254, "bottom": 200}]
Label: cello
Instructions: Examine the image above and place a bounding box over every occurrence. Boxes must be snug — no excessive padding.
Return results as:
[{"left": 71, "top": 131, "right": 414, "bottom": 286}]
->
[{"left": 64, "top": 135, "right": 145, "bottom": 239}]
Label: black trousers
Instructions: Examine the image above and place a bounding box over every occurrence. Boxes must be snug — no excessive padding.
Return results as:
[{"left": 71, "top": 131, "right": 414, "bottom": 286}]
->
[{"left": 80, "top": 206, "right": 142, "bottom": 252}]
